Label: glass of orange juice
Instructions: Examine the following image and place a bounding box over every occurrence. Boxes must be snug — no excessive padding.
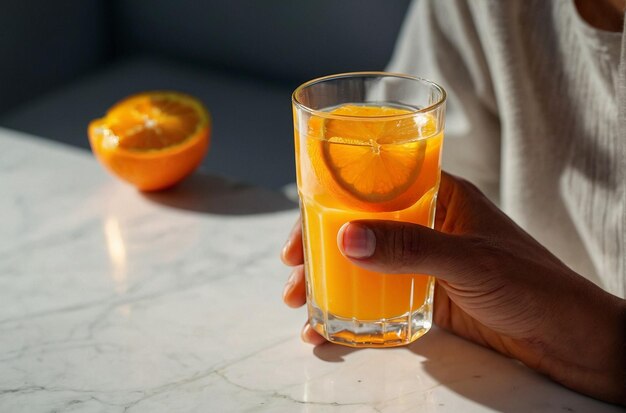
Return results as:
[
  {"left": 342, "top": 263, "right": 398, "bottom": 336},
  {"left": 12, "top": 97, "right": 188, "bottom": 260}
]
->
[{"left": 292, "top": 72, "right": 446, "bottom": 347}]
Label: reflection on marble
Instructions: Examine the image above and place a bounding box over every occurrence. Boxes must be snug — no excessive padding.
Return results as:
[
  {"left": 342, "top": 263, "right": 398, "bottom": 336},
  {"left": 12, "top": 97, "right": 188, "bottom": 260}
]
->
[
  {"left": 0, "top": 127, "right": 622, "bottom": 412},
  {"left": 103, "top": 216, "right": 129, "bottom": 295}
]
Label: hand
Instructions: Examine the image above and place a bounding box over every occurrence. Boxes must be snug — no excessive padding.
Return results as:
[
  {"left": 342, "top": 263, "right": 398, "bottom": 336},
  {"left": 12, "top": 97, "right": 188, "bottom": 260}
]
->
[{"left": 281, "top": 172, "right": 625, "bottom": 405}]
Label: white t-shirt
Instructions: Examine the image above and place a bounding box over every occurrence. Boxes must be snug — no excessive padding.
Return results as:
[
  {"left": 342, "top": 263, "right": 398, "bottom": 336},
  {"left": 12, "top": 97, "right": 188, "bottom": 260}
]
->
[{"left": 387, "top": 0, "right": 625, "bottom": 298}]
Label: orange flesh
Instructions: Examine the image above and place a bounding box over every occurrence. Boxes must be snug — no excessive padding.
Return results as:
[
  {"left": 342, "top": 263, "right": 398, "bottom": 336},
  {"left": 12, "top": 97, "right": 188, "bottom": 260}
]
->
[
  {"left": 107, "top": 94, "right": 204, "bottom": 151},
  {"left": 88, "top": 91, "right": 210, "bottom": 191}
]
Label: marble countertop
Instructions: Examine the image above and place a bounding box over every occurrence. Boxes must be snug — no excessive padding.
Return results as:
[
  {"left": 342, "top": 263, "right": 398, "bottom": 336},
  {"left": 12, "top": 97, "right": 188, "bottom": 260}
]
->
[{"left": 0, "top": 127, "right": 621, "bottom": 412}]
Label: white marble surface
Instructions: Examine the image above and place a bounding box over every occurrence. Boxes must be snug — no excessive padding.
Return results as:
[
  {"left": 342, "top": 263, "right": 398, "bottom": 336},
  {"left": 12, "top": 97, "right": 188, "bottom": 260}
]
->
[{"left": 0, "top": 127, "right": 621, "bottom": 412}]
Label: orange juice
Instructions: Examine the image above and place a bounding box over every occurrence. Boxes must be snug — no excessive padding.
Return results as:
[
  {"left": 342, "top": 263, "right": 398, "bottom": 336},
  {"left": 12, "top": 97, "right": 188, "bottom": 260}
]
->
[{"left": 292, "top": 73, "right": 446, "bottom": 347}]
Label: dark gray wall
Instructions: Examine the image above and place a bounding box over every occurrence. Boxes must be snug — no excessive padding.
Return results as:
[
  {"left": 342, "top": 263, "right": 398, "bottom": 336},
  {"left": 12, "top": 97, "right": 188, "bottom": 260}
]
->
[
  {"left": 0, "top": 0, "right": 110, "bottom": 113},
  {"left": 111, "top": 0, "right": 411, "bottom": 84}
]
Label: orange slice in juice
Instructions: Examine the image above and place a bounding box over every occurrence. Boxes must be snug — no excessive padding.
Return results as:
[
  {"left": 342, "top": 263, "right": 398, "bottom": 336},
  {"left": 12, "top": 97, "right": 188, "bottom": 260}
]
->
[
  {"left": 88, "top": 91, "right": 210, "bottom": 191},
  {"left": 309, "top": 104, "right": 433, "bottom": 211}
]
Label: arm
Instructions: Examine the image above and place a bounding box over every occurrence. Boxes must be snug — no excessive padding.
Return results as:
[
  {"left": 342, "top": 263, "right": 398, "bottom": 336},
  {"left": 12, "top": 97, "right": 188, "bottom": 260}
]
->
[{"left": 282, "top": 172, "right": 626, "bottom": 405}]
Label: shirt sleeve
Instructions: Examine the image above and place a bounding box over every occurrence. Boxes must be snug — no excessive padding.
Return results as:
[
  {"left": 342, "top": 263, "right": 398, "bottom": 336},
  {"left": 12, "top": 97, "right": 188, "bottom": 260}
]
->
[{"left": 386, "top": 0, "right": 502, "bottom": 203}]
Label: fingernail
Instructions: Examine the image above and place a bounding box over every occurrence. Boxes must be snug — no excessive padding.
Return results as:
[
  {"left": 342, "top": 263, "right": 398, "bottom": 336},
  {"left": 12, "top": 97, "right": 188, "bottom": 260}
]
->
[
  {"left": 339, "top": 222, "right": 376, "bottom": 259},
  {"left": 282, "top": 281, "right": 294, "bottom": 300},
  {"left": 282, "top": 271, "right": 297, "bottom": 298},
  {"left": 287, "top": 270, "right": 297, "bottom": 285},
  {"left": 301, "top": 323, "right": 313, "bottom": 344},
  {"left": 281, "top": 239, "right": 291, "bottom": 257},
  {"left": 301, "top": 323, "right": 326, "bottom": 345}
]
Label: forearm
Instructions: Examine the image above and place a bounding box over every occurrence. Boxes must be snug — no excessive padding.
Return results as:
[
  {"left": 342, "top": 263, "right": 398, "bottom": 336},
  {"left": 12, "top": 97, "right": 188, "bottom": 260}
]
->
[{"left": 528, "top": 279, "right": 626, "bottom": 405}]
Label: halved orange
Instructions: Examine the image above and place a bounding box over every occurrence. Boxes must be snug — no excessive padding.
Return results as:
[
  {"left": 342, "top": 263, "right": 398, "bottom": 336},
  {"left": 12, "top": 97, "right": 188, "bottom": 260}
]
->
[
  {"left": 309, "top": 104, "right": 434, "bottom": 211},
  {"left": 88, "top": 91, "right": 210, "bottom": 191}
]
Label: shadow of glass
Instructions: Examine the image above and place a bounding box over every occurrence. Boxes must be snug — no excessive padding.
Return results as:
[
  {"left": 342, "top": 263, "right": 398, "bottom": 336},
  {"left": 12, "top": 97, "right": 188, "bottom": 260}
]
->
[
  {"left": 142, "top": 171, "right": 297, "bottom": 215},
  {"left": 312, "top": 341, "right": 364, "bottom": 362}
]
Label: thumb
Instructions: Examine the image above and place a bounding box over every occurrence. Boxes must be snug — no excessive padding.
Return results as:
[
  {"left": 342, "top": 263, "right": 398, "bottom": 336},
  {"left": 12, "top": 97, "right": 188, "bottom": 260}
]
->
[{"left": 337, "top": 220, "right": 473, "bottom": 282}]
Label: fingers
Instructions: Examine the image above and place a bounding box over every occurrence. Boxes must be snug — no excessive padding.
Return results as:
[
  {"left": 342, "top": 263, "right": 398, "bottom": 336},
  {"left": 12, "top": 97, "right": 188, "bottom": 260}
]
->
[
  {"left": 435, "top": 171, "right": 484, "bottom": 235},
  {"left": 281, "top": 264, "right": 326, "bottom": 346},
  {"left": 280, "top": 218, "right": 321, "bottom": 345},
  {"left": 437, "top": 171, "right": 520, "bottom": 239},
  {"left": 301, "top": 322, "right": 326, "bottom": 345},
  {"left": 281, "top": 218, "right": 303, "bottom": 266},
  {"left": 434, "top": 172, "right": 455, "bottom": 231},
  {"left": 337, "top": 220, "right": 473, "bottom": 283},
  {"left": 282, "top": 268, "right": 326, "bottom": 345},
  {"left": 283, "top": 265, "right": 307, "bottom": 308}
]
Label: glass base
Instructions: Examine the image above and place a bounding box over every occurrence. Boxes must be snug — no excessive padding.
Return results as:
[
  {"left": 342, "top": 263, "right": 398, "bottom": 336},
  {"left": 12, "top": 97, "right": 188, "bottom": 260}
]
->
[{"left": 308, "top": 291, "right": 433, "bottom": 348}]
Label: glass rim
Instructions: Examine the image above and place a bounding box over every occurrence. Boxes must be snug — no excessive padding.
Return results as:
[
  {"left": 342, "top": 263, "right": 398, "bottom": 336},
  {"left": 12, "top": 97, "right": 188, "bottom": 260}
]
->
[{"left": 292, "top": 71, "right": 447, "bottom": 120}]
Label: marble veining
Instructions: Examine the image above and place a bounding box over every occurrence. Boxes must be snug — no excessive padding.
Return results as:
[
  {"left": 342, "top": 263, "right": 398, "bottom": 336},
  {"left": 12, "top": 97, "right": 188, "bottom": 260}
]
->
[{"left": 0, "top": 127, "right": 621, "bottom": 412}]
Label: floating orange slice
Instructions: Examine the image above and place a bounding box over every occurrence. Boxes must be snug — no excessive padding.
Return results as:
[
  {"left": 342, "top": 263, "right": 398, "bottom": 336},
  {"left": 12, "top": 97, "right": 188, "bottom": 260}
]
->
[
  {"left": 88, "top": 91, "right": 210, "bottom": 191},
  {"left": 309, "top": 104, "right": 434, "bottom": 211}
]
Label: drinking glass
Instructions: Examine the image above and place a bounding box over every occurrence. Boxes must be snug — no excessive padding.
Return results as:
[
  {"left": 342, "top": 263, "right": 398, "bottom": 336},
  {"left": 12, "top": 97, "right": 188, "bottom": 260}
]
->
[{"left": 292, "top": 72, "right": 446, "bottom": 347}]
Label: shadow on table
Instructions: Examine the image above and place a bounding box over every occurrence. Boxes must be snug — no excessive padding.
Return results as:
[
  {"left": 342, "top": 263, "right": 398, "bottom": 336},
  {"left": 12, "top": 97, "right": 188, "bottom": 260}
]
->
[
  {"left": 142, "top": 171, "right": 297, "bottom": 215},
  {"left": 407, "top": 329, "right": 601, "bottom": 411},
  {"left": 311, "top": 328, "right": 603, "bottom": 411},
  {"left": 312, "top": 341, "right": 365, "bottom": 362}
]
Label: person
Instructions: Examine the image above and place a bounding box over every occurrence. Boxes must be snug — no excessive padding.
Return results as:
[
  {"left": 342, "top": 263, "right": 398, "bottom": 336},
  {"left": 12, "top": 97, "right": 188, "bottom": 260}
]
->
[{"left": 281, "top": 0, "right": 626, "bottom": 406}]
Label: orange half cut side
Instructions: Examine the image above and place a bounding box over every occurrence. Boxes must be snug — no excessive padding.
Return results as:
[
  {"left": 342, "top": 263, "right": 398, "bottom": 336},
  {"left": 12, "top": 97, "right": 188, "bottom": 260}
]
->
[{"left": 88, "top": 91, "right": 211, "bottom": 191}]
